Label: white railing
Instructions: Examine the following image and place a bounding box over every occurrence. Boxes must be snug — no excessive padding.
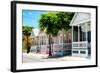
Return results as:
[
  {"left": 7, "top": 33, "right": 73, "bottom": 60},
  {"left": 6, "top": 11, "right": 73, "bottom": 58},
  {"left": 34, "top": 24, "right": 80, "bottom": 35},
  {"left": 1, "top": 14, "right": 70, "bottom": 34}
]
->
[
  {"left": 53, "top": 43, "right": 72, "bottom": 50},
  {"left": 72, "top": 41, "right": 88, "bottom": 48}
]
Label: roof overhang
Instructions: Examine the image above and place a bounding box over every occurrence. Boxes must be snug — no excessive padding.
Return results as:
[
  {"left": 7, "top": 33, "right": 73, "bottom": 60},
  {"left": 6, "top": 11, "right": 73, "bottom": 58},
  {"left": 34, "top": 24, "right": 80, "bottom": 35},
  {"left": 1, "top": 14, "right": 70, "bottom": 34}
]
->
[{"left": 70, "top": 13, "right": 91, "bottom": 26}]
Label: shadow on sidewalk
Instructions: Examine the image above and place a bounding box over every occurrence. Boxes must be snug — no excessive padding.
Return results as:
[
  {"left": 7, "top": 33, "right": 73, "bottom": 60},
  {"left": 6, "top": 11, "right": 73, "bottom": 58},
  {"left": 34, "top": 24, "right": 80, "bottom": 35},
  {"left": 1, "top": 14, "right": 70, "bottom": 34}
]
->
[{"left": 46, "top": 55, "right": 72, "bottom": 59}]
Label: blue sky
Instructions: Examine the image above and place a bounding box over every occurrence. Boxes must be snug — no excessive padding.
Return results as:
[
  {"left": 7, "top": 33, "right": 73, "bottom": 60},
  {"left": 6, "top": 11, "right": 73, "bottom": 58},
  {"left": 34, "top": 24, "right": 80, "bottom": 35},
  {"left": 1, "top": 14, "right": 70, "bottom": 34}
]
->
[{"left": 22, "top": 10, "right": 47, "bottom": 29}]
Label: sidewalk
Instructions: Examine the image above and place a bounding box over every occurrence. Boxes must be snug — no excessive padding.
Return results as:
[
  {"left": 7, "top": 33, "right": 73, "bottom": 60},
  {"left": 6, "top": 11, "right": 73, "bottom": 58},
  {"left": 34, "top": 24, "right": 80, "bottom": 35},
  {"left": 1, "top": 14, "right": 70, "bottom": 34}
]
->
[
  {"left": 22, "top": 53, "right": 90, "bottom": 63},
  {"left": 23, "top": 53, "right": 49, "bottom": 58}
]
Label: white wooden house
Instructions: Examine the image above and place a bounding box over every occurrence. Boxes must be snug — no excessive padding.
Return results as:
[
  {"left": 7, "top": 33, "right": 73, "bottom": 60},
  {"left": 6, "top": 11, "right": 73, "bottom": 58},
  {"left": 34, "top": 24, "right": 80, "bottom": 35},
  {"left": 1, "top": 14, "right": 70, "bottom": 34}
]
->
[{"left": 70, "top": 13, "right": 91, "bottom": 57}]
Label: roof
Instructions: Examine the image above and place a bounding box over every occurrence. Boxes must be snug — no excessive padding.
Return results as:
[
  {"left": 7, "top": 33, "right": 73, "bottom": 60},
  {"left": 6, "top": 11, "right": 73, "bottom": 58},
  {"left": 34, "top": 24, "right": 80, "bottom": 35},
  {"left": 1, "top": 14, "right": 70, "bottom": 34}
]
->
[{"left": 70, "top": 12, "right": 91, "bottom": 26}]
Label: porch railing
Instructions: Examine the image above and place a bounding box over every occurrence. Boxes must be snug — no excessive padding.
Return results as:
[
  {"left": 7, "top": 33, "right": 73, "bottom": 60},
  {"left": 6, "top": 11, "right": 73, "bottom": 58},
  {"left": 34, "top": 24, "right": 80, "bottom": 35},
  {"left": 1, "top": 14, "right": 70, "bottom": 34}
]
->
[
  {"left": 53, "top": 43, "right": 72, "bottom": 50},
  {"left": 72, "top": 41, "right": 88, "bottom": 48}
]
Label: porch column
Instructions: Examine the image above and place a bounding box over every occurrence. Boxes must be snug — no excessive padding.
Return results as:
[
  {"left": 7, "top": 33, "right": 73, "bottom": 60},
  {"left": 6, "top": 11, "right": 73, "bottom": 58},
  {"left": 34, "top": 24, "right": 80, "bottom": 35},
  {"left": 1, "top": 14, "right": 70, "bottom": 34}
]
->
[
  {"left": 78, "top": 25, "right": 80, "bottom": 42},
  {"left": 72, "top": 26, "right": 73, "bottom": 42},
  {"left": 85, "top": 22, "right": 88, "bottom": 56},
  {"left": 85, "top": 23, "right": 88, "bottom": 50},
  {"left": 72, "top": 26, "right": 73, "bottom": 49},
  {"left": 85, "top": 23, "right": 88, "bottom": 42},
  {"left": 78, "top": 25, "right": 80, "bottom": 48}
]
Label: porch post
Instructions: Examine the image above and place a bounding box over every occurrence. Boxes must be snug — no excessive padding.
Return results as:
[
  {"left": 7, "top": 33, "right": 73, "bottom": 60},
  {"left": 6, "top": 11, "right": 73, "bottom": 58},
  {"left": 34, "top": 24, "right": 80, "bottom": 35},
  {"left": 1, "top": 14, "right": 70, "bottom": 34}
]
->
[
  {"left": 72, "top": 26, "right": 73, "bottom": 53},
  {"left": 85, "top": 23, "right": 88, "bottom": 42},
  {"left": 85, "top": 22, "right": 88, "bottom": 56},
  {"left": 78, "top": 25, "right": 80, "bottom": 42},
  {"left": 85, "top": 22, "right": 88, "bottom": 48},
  {"left": 72, "top": 26, "right": 74, "bottom": 55},
  {"left": 72, "top": 26, "right": 73, "bottom": 42}
]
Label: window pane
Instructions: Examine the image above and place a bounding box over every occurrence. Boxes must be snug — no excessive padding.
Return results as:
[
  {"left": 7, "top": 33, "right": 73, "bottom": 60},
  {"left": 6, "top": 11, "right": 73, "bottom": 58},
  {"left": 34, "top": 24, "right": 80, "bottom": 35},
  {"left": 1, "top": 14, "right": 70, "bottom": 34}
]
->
[
  {"left": 73, "top": 51, "right": 78, "bottom": 53},
  {"left": 80, "top": 51, "right": 86, "bottom": 54},
  {"left": 73, "top": 26, "right": 78, "bottom": 42}
]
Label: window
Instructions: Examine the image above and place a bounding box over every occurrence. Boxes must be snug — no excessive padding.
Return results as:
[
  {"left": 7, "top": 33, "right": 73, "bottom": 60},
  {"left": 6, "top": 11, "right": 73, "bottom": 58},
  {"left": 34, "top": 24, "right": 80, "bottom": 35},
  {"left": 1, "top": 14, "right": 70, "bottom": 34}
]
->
[
  {"left": 73, "top": 51, "right": 78, "bottom": 53},
  {"left": 73, "top": 22, "right": 91, "bottom": 42},
  {"left": 73, "top": 26, "right": 78, "bottom": 42},
  {"left": 80, "top": 51, "right": 86, "bottom": 54}
]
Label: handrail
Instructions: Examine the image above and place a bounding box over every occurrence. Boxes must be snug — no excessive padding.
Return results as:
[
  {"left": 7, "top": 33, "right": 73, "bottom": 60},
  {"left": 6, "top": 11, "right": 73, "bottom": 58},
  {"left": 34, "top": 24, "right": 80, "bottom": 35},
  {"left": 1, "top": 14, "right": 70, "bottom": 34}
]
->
[{"left": 72, "top": 41, "right": 88, "bottom": 48}]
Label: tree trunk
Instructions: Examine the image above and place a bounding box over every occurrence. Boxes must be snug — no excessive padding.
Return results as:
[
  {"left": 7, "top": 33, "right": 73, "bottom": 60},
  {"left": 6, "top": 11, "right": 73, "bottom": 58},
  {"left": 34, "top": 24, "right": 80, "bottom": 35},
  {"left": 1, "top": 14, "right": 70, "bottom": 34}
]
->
[
  {"left": 51, "top": 37, "right": 53, "bottom": 55},
  {"left": 27, "top": 36, "right": 30, "bottom": 53},
  {"left": 62, "top": 30, "right": 64, "bottom": 49},
  {"left": 48, "top": 35, "right": 52, "bottom": 56}
]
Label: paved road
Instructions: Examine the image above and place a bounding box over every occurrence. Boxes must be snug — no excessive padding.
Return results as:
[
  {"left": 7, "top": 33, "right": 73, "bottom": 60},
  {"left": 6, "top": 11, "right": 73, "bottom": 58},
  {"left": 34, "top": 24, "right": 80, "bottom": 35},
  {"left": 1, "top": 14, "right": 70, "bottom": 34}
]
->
[{"left": 22, "top": 53, "right": 90, "bottom": 63}]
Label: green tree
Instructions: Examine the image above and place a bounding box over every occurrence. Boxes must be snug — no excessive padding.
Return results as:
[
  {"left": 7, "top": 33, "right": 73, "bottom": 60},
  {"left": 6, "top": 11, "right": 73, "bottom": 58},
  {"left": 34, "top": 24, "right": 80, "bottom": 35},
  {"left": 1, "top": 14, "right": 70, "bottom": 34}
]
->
[
  {"left": 22, "top": 26, "right": 33, "bottom": 53},
  {"left": 39, "top": 12, "right": 74, "bottom": 56},
  {"left": 56, "top": 12, "right": 74, "bottom": 45},
  {"left": 56, "top": 12, "right": 74, "bottom": 31},
  {"left": 39, "top": 12, "right": 59, "bottom": 56}
]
